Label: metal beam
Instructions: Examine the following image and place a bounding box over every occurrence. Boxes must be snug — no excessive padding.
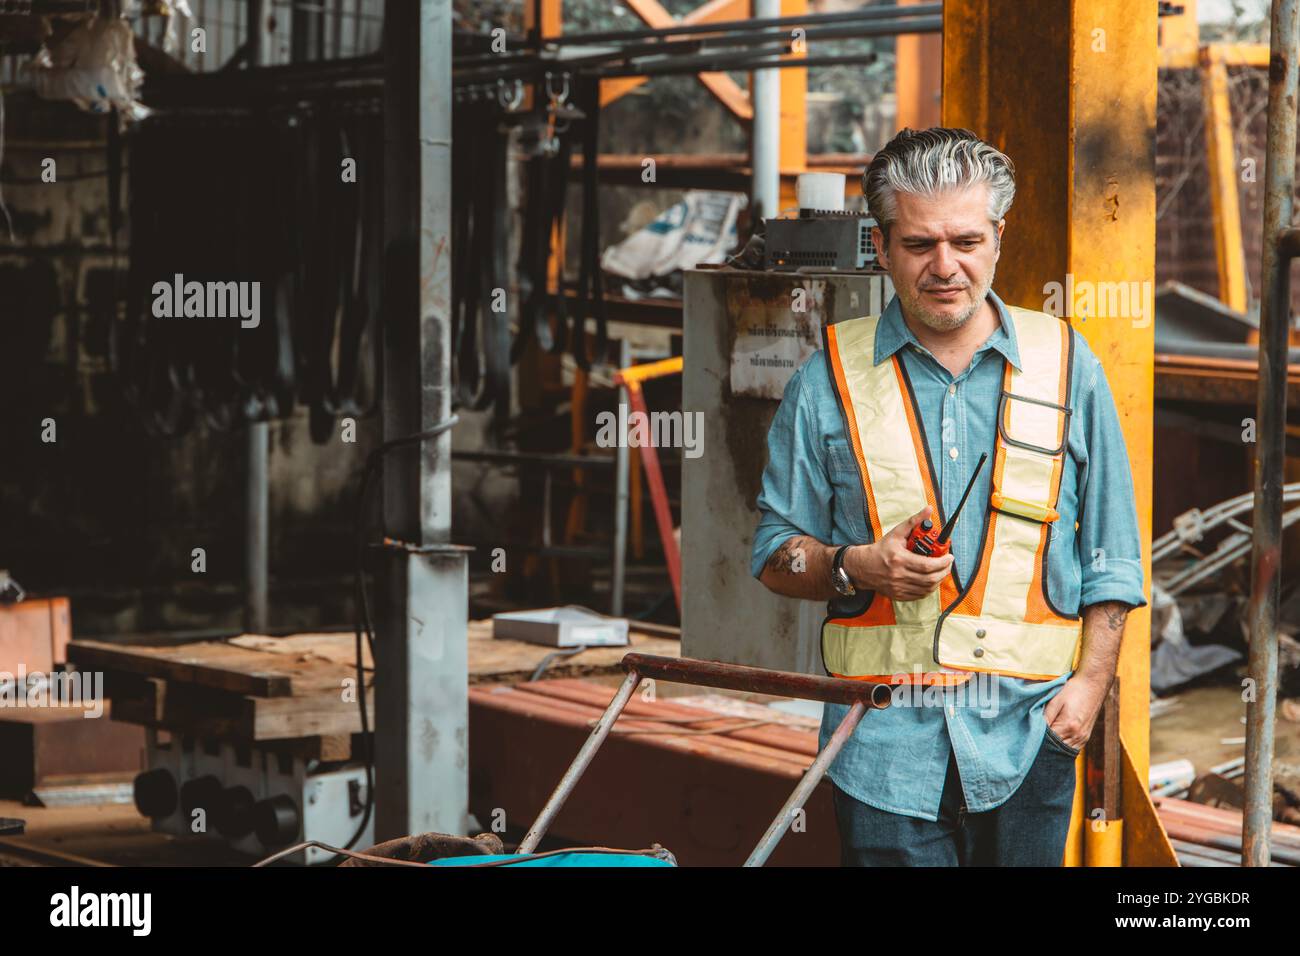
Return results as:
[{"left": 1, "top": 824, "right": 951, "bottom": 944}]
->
[
  {"left": 600, "top": 0, "right": 752, "bottom": 118},
  {"left": 377, "top": 0, "right": 469, "bottom": 842}
]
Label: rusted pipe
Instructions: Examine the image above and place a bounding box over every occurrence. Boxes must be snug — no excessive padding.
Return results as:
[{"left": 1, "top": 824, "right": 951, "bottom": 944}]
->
[
  {"left": 621, "top": 653, "right": 894, "bottom": 707},
  {"left": 1245, "top": 0, "right": 1300, "bottom": 868}
]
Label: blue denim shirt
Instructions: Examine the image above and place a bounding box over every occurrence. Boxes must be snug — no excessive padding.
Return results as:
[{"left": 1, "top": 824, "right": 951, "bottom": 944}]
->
[{"left": 750, "top": 290, "right": 1147, "bottom": 820}]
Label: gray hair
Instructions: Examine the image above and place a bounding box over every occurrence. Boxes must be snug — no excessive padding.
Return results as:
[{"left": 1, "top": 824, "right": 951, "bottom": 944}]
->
[{"left": 863, "top": 128, "right": 1016, "bottom": 240}]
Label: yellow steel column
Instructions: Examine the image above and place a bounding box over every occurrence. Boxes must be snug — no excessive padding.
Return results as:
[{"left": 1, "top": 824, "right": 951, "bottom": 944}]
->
[
  {"left": 1202, "top": 45, "right": 1250, "bottom": 312},
  {"left": 897, "top": 0, "right": 943, "bottom": 130},
  {"left": 778, "top": 0, "right": 808, "bottom": 213},
  {"left": 1160, "top": 0, "right": 1199, "bottom": 52},
  {"left": 943, "top": 0, "right": 1163, "bottom": 866}
]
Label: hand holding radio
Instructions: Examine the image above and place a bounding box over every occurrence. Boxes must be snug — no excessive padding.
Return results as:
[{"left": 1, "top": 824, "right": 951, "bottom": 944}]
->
[
  {"left": 848, "top": 451, "right": 989, "bottom": 601},
  {"left": 846, "top": 506, "right": 953, "bottom": 602}
]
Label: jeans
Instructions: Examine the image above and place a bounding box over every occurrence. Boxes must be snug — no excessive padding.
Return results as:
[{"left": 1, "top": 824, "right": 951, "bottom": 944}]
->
[{"left": 832, "top": 727, "right": 1080, "bottom": 866}]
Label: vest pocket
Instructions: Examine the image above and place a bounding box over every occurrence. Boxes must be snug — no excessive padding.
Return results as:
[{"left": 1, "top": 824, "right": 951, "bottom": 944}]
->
[{"left": 826, "top": 439, "right": 870, "bottom": 541}]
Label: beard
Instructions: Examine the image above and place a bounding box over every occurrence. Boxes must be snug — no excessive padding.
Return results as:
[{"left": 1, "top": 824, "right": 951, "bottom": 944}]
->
[{"left": 897, "top": 264, "right": 997, "bottom": 333}]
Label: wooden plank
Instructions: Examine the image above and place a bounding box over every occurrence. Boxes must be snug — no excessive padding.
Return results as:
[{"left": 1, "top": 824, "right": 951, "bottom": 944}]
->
[
  {"left": 68, "top": 640, "right": 294, "bottom": 697},
  {"left": 87, "top": 623, "right": 676, "bottom": 744},
  {"left": 104, "top": 669, "right": 373, "bottom": 743},
  {"left": 107, "top": 672, "right": 252, "bottom": 738},
  {"left": 251, "top": 690, "right": 373, "bottom": 740},
  {"left": 228, "top": 633, "right": 374, "bottom": 670}
]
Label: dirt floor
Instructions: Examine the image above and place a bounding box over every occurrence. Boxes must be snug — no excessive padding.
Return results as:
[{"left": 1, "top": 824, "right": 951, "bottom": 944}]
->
[
  {"left": 1150, "top": 682, "right": 1300, "bottom": 771},
  {"left": 0, "top": 795, "right": 251, "bottom": 866}
]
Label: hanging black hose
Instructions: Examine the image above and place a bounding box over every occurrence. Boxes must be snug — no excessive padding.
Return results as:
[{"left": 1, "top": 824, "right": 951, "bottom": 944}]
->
[
  {"left": 512, "top": 95, "right": 577, "bottom": 363},
  {"left": 569, "top": 75, "right": 609, "bottom": 371},
  {"left": 120, "top": 100, "right": 382, "bottom": 439},
  {"left": 450, "top": 94, "right": 511, "bottom": 414}
]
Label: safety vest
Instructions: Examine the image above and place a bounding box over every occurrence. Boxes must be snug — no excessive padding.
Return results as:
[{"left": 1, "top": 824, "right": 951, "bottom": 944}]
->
[{"left": 821, "top": 305, "right": 1082, "bottom": 685}]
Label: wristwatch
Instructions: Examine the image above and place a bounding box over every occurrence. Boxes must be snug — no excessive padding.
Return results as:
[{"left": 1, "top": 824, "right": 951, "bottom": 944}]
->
[{"left": 831, "top": 545, "right": 856, "bottom": 597}]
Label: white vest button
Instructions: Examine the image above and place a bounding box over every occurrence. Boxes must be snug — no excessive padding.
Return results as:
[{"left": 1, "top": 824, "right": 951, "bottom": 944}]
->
[{"left": 973, "top": 647, "right": 985, "bottom": 658}]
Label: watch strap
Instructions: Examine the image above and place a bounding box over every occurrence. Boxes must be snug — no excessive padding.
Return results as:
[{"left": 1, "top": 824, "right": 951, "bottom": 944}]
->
[{"left": 832, "top": 545, "right": 854, "bottom": 593}]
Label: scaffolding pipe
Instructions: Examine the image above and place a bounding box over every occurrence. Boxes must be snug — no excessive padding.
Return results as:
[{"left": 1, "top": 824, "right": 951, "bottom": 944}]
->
[
  {"left": 1244, "top": 0, "right": 1300, "bottom": 867},
  {"left": 750, "top": 0, "right": 781, "bottom": 224},
  {"left": 549, "top": 3, "right": 942, "bottom": 46}
]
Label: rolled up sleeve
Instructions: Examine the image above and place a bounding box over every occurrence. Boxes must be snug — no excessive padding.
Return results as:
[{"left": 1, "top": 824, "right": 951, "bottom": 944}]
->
[
  {"left": 1076, "top": 359, "right": 1148, "bottom": 610},
  {"left": 750, "top": 360, "right": 835, "bottom": 579}
]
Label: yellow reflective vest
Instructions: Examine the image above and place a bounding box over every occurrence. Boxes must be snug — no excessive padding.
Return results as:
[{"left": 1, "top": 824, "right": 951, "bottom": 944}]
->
[{"left": 821, "top": 305, "right": 1082, "bottom": 685}]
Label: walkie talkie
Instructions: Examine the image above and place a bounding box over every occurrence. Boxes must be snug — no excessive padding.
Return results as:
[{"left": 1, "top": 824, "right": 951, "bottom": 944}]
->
[{"left": 907, "top": 452, "right": 989, "bottom": 557}]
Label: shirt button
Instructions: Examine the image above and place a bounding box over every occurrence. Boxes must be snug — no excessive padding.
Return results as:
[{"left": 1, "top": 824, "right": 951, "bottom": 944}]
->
[
  {"left": 949, "top": 447, "right": 959, "bottom": 460},
  {"left": 975, "top": 628, "right": 987, "bottom": 639},
  {"left": 948, "top": 384, "right": 957, "bottom": 396},
  {"left": 973, "top": 647, "right": 985, "bottom": 658}
]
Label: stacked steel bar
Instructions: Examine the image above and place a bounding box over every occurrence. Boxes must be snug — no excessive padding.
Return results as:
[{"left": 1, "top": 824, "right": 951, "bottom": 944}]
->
[{"left": 1159, "top": 797, "right": 1300, "bottom": 866}]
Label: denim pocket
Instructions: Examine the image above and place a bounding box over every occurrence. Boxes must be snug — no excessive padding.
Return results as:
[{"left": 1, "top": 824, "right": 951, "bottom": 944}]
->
[{"left": 1044, "top": 725, "right": 1081, "bottom": 758}]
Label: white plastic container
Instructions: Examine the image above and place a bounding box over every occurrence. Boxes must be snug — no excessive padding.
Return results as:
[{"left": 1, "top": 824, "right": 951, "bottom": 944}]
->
[{"left": 795, "top": 172, "right": 846, "bottom": 213}]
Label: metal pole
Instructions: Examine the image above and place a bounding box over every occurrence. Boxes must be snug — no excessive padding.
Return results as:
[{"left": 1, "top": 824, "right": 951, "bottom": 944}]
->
[
  {"left": 292, "top": 0, "right": 325, "bottom": 62},
  {"left": 611, "top": 344, "right": 630, "bottom": 617},
  {"left": 517, "top": 669, "right": 643, "bottom": 854},
  {"left": 244, "top": 422, "right": 269, "bottom": 632},
  {"left": 744, "top": 699, "right": 868, "bottom": 866},
  {"left": 244, "top": 0, "right": 271, "bottom": 635},
  {"left": 1244, "top": 0, "right": 1300, "bottom": 868},
  {"left": 376, "top": 0, "right": 469, "bottom": 841},
  {"left": 751, "top": 0, "right": 781, "bottom": 223},
  {"left": 550, "top": 3, "right": 942, "bottom": 45},
  {"left": 247, "top": 0, "right": 273, "bottom": 66}
]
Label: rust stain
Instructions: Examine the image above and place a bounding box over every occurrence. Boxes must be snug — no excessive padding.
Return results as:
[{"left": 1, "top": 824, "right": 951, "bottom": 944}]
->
[
  {"left": 1270, "top": 52, "right": 1287, "bottom": 84},
  {"left": 1103, "top": 176, "right": 1120, "bottom": 222},
  {"left": 1254, "top": 544, "right": 1282, "bottom": 592}
]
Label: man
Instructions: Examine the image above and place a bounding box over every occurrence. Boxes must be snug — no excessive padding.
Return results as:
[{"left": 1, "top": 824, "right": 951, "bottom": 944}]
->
[{"left": 751, "top": 127, "right": 1146, "bottom": 866}]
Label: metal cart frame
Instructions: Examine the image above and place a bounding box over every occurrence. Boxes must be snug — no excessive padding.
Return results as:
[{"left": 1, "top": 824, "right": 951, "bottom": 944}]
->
[{"left": 516, "top": 653, "right": 892, "bottom": 866}]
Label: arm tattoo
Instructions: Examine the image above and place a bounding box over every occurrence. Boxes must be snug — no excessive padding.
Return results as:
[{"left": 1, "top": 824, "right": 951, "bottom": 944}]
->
[
  {"left": 1101, "top": 602, "right": 1129, "bottom": 631},
  {"left": 765, "top": 538, "right": 803, "bottom": 574}
]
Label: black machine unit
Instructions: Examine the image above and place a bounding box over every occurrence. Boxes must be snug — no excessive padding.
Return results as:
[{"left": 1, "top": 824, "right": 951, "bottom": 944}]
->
[{"left": 764, "top": 212, "right": 882, "bottom": 273}]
